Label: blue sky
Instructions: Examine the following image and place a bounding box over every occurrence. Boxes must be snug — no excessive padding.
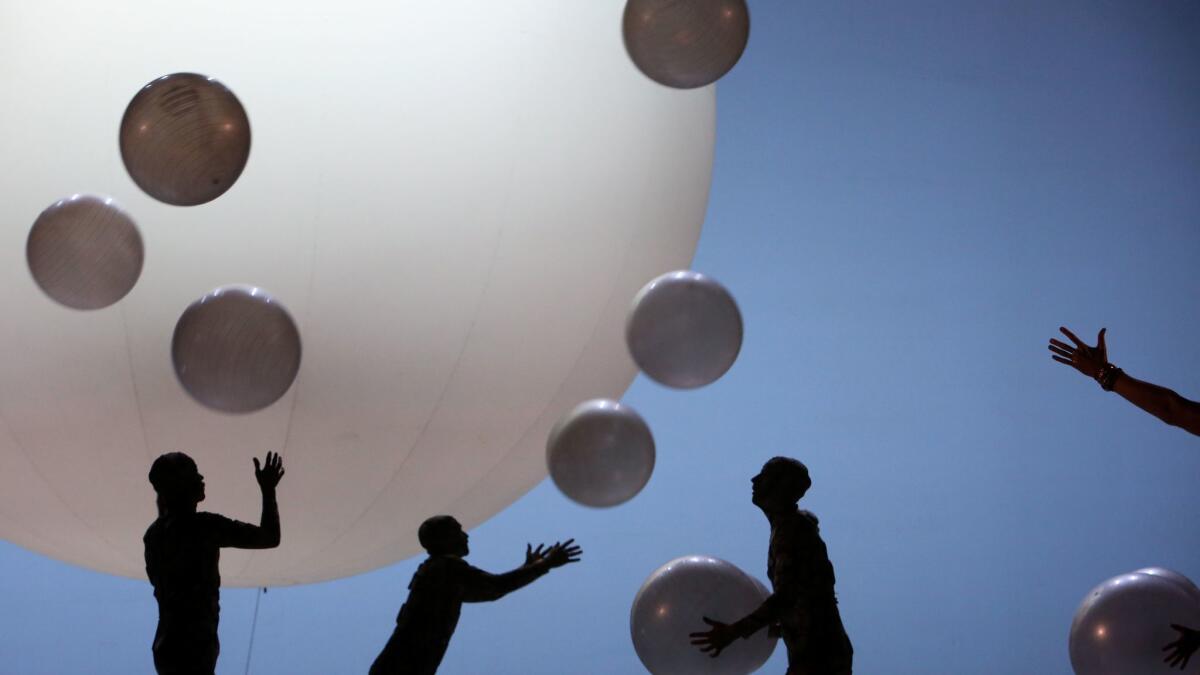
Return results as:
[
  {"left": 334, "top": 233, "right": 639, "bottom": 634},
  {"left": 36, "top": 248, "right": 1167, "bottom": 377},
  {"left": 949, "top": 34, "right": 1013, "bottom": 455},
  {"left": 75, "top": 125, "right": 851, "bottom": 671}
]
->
[{"left": 3, "top": 2, "right": 1200, "bottom": 673}]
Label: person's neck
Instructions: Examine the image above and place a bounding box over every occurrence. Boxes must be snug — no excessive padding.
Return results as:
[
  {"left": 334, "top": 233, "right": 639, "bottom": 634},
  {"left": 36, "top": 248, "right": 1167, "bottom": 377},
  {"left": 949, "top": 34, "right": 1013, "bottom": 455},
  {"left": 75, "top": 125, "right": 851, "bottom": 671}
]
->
[
  {"left": 761, "top": 503, "right": 798, "bottom": 526},
  {"left": 161, "top": 502, "right": 198, "bottom": 517}
]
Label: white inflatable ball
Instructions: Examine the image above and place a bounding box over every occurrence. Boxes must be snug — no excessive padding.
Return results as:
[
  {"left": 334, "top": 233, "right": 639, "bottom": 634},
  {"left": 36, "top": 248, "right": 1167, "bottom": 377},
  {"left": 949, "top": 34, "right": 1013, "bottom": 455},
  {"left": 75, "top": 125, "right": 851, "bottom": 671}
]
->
[
  {"left": 622, "top": 0, "right": 750, "bottom": 89},
  {"left": 546, "top": 399, "right": 654, "bottom": 508},
  {"left": 26, "top": 195, "right": 143, "bottom": 310},
  {"left": 1133, "top": 567, "right": 1200, "bottom": 602},
  {"left": 1069, "top": 570, "right": 1200, "bottom": 675},
  {"left": 631, "top": 555, "right": 776, "bottom": 675},
  {"left": 626, "top": 270, "right": 742, "bottom": 389},
  {"left": 119, "top": 73, "right": 251, "bottom": 206},
  {"left": 172, "top": 285, "right": 301, "bottom": 414}
]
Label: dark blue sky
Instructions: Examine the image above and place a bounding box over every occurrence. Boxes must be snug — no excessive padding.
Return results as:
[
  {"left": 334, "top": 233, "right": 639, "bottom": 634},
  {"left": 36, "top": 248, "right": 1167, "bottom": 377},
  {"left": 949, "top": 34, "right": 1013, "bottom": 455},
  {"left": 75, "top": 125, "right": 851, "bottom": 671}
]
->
[{"left": 2, "top": 2, "right": 1200, "bottom": 673}]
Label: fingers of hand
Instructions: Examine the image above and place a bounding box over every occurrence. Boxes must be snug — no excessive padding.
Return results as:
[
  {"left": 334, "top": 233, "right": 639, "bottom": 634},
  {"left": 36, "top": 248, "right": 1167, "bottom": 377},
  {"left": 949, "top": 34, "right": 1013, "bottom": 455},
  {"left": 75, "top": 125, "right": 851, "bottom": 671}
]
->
[
  {"left": 1060, "top": 326, "right": 1085, "bottom": 348},
  {"left": 1048, "top": 344, "right": 1075, "bottom": 359}
]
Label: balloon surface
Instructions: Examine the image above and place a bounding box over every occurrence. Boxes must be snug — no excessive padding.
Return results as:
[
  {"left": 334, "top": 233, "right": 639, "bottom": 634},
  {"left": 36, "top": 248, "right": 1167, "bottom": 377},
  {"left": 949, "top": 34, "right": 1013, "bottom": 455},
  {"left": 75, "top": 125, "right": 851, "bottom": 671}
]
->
[
  {"left": 172, "top": 285, "right": 302, "bottom": 414},
  {"left": 627, "top": 270, "right": 743, "bottom": 388},
  {"left": 1069, "top": 571, "right": 1200, "bottom": 675},
  {"left": 1133, "top": 567, "right": 1200, "bottom": 602},
  {"left": 26, "top": 195, "right": 144, "bottom": 310},
  {"left": 546, "top": 399, "right": 654, "bottom": 508},
  {"left": 119, "top": 72, "right": 251, "bottom": 206},
  {"left": 0, "top": 0, "right": 711, "bottom": 586},
  {"left": 623, "top": 0, "right": 750, "bottom": 89},
  {"left": 631, "top": 555, "right": 776, "bottom": 675}
]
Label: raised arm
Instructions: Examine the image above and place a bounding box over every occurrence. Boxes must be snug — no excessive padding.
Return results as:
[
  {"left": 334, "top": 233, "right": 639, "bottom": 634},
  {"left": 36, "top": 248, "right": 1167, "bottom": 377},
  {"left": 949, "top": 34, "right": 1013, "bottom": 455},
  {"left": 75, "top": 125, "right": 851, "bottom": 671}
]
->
[
  {"left": 220, "top": 452, "right": 285, "bottom": 550},
  {"left": 1048, "top": 327, "right": 1200, "bottom": 436},
  {"left": 461, "top": 539, "right": 582, "bottom": 603}
]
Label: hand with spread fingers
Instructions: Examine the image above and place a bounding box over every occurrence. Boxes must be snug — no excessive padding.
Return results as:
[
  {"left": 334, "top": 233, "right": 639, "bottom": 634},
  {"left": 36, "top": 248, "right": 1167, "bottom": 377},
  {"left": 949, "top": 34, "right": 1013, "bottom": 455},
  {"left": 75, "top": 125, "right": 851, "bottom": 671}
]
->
[
  {"left": 689, "top": 617, "right": 739, "bottom": 658},
  {"left": 253, "top": 451, "right": 285, "bottom": 492},
  {"left": 1047, "top": 325, "right": 1200, "bottom": 436},
  {"left": 1048, "top": 326, "right": 1107, "bottom": 379},
  {"left": 1164, "top": 624, "right": 1200, "bottom": 671},
  {"left": 542, "top": 539, "right": 582, "bottom": 569}
]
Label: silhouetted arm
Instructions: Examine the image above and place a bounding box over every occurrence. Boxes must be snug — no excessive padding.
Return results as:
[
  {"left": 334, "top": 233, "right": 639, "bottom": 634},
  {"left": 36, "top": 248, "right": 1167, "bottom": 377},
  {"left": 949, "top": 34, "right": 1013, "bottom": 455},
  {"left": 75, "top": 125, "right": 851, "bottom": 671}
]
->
[
  {"left": 1049, "top": 327, "right": 1200, "bottom": 436},
  {"left": 218, "top": 453, "right": 285, "bottom": 549},
  {"left": 690, "top": 561, "right": 807, "bottom": 657},
  {"left": 1164, "top": 624, "right": 1200, "bottom": 671},
  {"left": 461, "top": 540, "right": 582, "bottom": 603},
  {"left": 692, "top": 518, "right": 823, "bottom": 658}
]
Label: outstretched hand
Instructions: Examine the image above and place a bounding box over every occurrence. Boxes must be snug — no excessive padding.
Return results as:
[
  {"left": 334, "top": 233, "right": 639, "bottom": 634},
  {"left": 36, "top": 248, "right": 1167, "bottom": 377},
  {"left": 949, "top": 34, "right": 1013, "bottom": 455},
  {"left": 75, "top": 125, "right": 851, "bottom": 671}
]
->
[
  {"left": 527, "top": 539, "right": 582, "bottom": 569},
  {"left": 253, "top": 452, "right": 285, "bottom": 492},
  {"left": 1048, "top": 326, "right": 1107, "bottom": 379},
  {"left": 689, "top": 617, "right": 737, "bottom": 658},
  {"left": 1164, "top": 624, "right": 1200, "bottom": 670}
]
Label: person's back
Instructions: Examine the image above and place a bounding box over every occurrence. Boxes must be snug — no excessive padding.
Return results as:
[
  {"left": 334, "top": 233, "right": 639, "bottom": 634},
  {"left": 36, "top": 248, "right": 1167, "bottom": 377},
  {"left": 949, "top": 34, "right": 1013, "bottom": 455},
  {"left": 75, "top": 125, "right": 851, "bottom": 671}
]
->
[
  {"left": 381, "top": 554, "right": 475, "bottom": 674},
  {"left": 144, "top": 511, "right": 237, "bottom": 671},
  {"left": 767, "top": 508, "right": 851, "bottom": 672}
]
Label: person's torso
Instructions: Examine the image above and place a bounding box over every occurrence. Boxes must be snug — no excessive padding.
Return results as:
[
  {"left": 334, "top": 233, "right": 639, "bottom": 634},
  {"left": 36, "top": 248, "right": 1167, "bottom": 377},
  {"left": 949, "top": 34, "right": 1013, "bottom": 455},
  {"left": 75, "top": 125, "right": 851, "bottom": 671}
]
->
[{"left": 144, "top": 512, "right": 225, "bottom": 630}]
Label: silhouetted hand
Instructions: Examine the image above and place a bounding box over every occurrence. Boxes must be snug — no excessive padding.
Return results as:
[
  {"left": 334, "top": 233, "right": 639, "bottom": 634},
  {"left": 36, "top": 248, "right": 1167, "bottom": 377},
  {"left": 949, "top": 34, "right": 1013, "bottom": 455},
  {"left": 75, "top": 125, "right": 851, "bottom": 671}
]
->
[
  {"left": 1164, "top": 624, "right": 1200, "bottom": 670},
  {"left": 1048, "top": 326, "right": 1107, "bottom": 379},
  {"left": 689, "top": 617, "right": 737, "bottom": 658},
  {"left": 253, "top": 452, "right": 285, "bottom": 492},
  {"left": 524, "top": 543, "right": 548, "bottom": 566},
  {"left": 542, "top": 539, "right": 582, "bottom": 569}
]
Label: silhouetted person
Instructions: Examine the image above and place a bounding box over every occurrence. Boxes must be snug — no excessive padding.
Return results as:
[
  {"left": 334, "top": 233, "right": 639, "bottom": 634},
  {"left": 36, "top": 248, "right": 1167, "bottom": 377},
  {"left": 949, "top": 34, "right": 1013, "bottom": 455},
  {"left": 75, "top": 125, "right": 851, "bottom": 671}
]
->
[
  {"left": 369, "top": 515, "right": 582, "bottom": 675},
  {"left": 1049, "top": 326, "right": 1200, "bottom": 436},
  {"left": 1165, "top": 624, "right": 1200, "bottom": 671},
  {"left": 144, "top": 451, "right": 285, "bottom": 675},
  {"left": 690, "top": 457, "right": 853, "bottom": 675}
]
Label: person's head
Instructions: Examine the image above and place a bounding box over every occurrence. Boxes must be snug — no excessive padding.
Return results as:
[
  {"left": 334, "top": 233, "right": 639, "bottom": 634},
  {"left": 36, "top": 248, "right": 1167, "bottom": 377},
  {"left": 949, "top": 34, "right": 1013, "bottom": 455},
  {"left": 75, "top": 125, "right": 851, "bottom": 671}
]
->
[
  {"left": 751, "top": 456, "right": 811, "bottom": 512},
  {"left": 418, "top": 515, "right": 469, "bottom": 557},
  {"left": 148, "top": 452, "right": 204, "bottom": 515}
]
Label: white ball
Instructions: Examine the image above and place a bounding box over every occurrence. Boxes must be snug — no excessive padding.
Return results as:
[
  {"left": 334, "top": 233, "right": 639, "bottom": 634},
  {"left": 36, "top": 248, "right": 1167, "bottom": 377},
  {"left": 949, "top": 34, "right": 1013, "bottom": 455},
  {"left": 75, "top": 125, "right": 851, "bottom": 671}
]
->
[
  {"left": 546, "top": 399, "right": 654, "bottom": 508},
  {"left": 1069, "top": 570, "right": 1200, "bottom": 675},
  {"left": 626, "top": 270, "right": 743, "bottom": 388},
  {"left": 172, "top": 285, "right": 302, "bottom": 414},
  {"left": 0, "top": 0, "right": 711, "bottom": 586},
  {"left": 631, "top": 555, "right": 777, "bottom": 675}
]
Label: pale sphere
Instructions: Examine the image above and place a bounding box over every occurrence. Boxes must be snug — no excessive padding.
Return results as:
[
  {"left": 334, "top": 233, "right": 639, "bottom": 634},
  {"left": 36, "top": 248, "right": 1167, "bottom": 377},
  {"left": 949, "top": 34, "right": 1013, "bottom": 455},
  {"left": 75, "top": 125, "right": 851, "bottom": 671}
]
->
[
  {"left": 546, "top": 399, "right": 654, "bottom": 508},
  {"left": 631, "top": 555, "right": 777, "bottom": 675},
  {"left": 26, "top": 194, "right": 144, "bottom": 310},
  {"left": 1069, "top": 571, "right": 1200, "bottom": 675},
  {"left": 172, "top": 285, "right": 302, "bottom": 414},
  {"left": 627, "top": 270, "right": 743, "bottom": 388},
  {"left": 0, "top": 0, "right": 711, "bottom": 586},
  {"left": 623, "top": 0, "right": 751, "bottom": 89},
  {"left": 120, "top": 73, "right": 252, "bottom": 206},
  {"left": 1132, "top": 567, "right": 1200, "bottom": 602}
]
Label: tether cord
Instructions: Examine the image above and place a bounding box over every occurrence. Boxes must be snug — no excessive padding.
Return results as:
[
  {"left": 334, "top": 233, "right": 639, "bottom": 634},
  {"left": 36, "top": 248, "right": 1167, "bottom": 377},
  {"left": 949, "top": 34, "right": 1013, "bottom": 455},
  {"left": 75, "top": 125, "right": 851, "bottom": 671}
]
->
[{"left": 243, "top": 587, "right": 266, "bottom": 675}]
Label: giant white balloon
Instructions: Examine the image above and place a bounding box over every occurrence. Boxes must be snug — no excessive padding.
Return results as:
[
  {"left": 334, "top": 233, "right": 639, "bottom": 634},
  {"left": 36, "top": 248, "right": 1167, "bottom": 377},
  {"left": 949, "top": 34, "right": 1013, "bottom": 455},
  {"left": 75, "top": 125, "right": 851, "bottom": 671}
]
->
[
  {"left": 1069, "top": 570, "right": 1200, "bottom": 675},
  {"left": 0, "top": 0, "right": 711, "bottom": 586},
  {"left": 631, "top": 555, "right": 777, "bottom": 675}
]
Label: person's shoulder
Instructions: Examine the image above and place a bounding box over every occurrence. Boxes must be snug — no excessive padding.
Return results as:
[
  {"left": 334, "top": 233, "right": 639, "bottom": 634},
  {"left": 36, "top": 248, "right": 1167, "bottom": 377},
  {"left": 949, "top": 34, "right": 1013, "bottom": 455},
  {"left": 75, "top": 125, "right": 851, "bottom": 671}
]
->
[
  {"left": 195, "top": 511, "right": 239, "bottom": 529},
  {"left": 143, "top": 517, "right": 166, "bottom": 542},
  {"left": 778, "top": 509, "right": 821, "bottom": 536},
  {"left": 410, "top": 555, "right": 469, "bottom": 589},
  {"left": 421, "top": 554, "right": 470, "bottom": 572}
]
